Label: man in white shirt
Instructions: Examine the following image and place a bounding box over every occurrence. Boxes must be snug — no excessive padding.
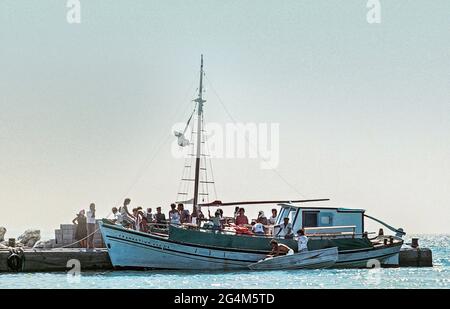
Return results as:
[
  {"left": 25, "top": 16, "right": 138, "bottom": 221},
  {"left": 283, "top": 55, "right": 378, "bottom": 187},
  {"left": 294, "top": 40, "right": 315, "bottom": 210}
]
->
[
  {"left": 111, "top": 207, "right": 121, "bottom": 223},
  {"left": 252, "top": 221, "right": 265, "bottom": 235},
  {"left": 276, "top": 217, "right": 293, "bottom": 239},
  {"left": 169, "top": 203, "right": 181, "bottom": 224},
  {"left": 297, "top": 228, "right": 309, "bottom": 252},
  {"left": 86, "top": 203, "right": 96, "bottom": 249},
  {"left": 268, "top": 208, "right": 277, "bottom": 225}
]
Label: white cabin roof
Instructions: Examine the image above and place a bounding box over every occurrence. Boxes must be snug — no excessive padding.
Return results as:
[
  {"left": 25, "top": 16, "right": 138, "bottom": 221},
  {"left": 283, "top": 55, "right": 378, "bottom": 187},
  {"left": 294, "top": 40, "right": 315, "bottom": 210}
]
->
[{"left": 278, "top": 203, "right": 365, "bottom": 213}]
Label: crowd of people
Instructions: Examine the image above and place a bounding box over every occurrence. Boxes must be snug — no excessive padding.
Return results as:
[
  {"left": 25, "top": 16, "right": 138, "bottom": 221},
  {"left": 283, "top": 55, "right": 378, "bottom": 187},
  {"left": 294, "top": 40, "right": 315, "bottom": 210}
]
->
[{"left": 71, "top": 198, "right": 309, "bottom": 254}]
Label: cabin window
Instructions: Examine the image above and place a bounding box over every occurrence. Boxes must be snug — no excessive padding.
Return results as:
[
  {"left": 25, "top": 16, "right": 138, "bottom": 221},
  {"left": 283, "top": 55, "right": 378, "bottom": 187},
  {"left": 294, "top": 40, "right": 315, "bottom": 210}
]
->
[
  {"left": 302, "top": 211, "right": 319, "bottom": 228},
  {"left": 319, "top": 213, "right": 333, "bottom": 226},
  {"left": 276, "top": 207, "right": 297, "bottom": 225}
]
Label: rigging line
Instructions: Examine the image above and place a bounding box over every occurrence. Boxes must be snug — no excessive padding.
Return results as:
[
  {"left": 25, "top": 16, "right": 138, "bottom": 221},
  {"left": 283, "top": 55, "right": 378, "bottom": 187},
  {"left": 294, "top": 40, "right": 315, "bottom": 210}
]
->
[
  {"left": 201, "top": 112, "right": 218, "bottom": 200},
  {"left": 201, "top": 113, "right": 215, "bottom": 201},
  {"left": 177, "top": 105, "right": 197, "bottom": 202},
  {"left": 205, "top": 75, "right": 307, "bottom": 199},
  {"left": 119, "top": 85, "right": 198, "bottom": 203}
]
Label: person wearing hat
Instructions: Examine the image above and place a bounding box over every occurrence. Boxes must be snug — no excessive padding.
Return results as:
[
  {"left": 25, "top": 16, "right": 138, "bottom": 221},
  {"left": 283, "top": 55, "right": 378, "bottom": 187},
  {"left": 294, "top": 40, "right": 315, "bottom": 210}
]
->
[
  {"left": 256, "top": 210, "right": 268, "bottom": 225},
  {"left": 268, "top": 239, "right": 294, "bottom": 257}
]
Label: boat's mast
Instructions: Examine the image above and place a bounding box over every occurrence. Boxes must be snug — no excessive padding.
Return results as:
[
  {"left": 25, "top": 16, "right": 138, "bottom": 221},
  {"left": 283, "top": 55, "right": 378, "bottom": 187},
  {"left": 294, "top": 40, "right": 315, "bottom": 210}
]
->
[{"left": 193, "top": 55, "right": 205, "bottom": 213}]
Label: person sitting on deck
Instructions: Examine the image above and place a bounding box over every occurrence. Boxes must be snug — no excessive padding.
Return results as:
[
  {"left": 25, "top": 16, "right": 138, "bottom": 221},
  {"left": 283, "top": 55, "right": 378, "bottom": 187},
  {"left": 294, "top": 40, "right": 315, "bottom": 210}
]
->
[
  {"left": 268, "top": 208, "right": 277, "bottom": 225},
  {"left": 169, "top": 203, "right": 181, "bottom": 225},
  {"left": 154, "top": 207, "right": 166, "bottom": 224},
  {"left": 178, "top": 203, "right": 191, "bottom": 224},
  {"left": 119, "top": 198, "right": 135, "bottom": 228},
  {"left": 111, "top": 207, "right": 120, "bottom": 223},
  {"left": 208, "top": 209, "right": 222, "bottom": 231},
  {"left": 268, "top": 239, "right": 294, "bottom": 257},
  {"left": 136, "top": 207, "right": 148, "bottom": 232},
  {"left": 297, "top": 229, "right": 308, "bottom": 252},
  {"left": 251, "top": 221, "right": 265, "bottom": 236},
  {"left": 276, "top": 217, "right": 294, "bottom": 239},
  {"left": 235, "top": 208, "right": 249, "bottom": 226}
]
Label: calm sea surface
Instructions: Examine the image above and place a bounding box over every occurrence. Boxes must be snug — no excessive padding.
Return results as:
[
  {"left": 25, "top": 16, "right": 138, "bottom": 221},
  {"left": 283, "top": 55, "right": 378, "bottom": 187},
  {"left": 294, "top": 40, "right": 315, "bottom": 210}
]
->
[{"left": 0, "top": 234, "right": 448, "bottom": 289}]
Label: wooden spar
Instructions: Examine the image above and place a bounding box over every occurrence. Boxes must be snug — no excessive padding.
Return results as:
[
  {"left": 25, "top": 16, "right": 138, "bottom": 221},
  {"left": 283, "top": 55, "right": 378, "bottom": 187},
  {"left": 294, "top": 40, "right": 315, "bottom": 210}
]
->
[
  {"left": 192, "top": 55, "right": 205, "bottom": 213},
  {"left": 199, "top": 198, "right": 330, "bottom": 207}
]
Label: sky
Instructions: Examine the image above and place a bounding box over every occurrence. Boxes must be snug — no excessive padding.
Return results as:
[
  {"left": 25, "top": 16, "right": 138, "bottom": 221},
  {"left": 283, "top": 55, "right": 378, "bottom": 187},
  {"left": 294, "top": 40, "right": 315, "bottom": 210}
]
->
[{"left": 0, "top": 0, "right": 449, "bottom": 238}]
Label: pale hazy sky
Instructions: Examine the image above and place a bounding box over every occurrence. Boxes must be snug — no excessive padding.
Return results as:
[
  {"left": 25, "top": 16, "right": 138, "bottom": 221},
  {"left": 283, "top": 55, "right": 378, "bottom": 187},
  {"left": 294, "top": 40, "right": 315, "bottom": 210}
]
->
[{"left": 0, "top": 0, "right": 449, "bottom": 238}]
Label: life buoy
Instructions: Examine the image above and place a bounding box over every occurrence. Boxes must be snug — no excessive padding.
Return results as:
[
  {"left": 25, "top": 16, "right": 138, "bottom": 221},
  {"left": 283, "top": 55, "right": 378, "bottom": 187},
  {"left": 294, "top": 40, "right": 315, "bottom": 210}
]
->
[
  {"left": 234, "top": 226, "right": 253, "bottom": 235},
  {"left": 7, "top": 253, "right": 23, "bottom": 272}
]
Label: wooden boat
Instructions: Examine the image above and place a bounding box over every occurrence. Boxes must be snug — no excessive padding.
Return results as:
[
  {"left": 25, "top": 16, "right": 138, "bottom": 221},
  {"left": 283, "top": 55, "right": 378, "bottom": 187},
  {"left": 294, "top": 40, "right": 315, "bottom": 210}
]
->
[
  {"left": 248, "top": 247, "right": 338, "bottom": 270},
  {"left": 101, "top": 56, "right": 405, "bottom": 270}
]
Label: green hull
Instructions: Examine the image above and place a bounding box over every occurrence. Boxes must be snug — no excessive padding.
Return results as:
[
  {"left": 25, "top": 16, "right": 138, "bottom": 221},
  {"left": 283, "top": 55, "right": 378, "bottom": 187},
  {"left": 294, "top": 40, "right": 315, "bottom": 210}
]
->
[{"left": 168, "top": 226, "right": 373, "bottom": 252}]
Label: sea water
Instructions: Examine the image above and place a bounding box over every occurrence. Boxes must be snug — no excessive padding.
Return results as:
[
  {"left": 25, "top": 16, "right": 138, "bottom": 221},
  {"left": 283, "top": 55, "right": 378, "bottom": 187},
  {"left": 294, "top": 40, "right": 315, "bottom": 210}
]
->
[{"left": 0, "top": 235, "right": 448, "bottom": 289}]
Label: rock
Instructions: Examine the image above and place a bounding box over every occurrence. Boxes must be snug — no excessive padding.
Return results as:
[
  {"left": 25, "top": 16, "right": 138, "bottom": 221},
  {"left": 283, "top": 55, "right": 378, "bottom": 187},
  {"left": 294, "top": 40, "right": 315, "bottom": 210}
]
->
[
  {"left": 0, "top": 227, "right": 6, "bottom": 242},
  {"left": 33, "top": 239, "right": 56, "bottom": 249},
  {"left": 17, "top": 229, "right": 41, "bottom": 248}
]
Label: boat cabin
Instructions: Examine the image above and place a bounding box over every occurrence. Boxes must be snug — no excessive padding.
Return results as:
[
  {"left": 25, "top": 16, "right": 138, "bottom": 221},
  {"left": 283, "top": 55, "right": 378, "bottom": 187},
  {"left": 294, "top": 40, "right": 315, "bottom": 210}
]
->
[{"left": 275, "top": 203, "right": 365, "bottom": 238}]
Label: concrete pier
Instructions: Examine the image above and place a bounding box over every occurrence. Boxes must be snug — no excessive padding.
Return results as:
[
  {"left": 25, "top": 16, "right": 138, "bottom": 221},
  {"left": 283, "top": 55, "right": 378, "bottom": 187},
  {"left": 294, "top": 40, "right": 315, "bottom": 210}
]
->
[
  {"left": 0, "top": 248, "right": 112, "bottom": 273},
  {"left": 0, "top": 247, "right": 433, "bottom": 272},
  {"left": 399, "top": 247, "right": 433, "bottom": 267}
]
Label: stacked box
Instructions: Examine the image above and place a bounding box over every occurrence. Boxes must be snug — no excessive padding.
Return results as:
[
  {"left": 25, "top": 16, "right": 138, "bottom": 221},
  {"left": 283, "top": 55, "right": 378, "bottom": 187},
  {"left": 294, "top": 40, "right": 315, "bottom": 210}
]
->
[
  {"left": 55, "top": 229, "right": 63, "bottom": 245},
  {"left": 53, "top": 222, "right": 105, "bottom": 248},
  {"left": 61, "top": 224, "right": 76, "bottom": 246}
]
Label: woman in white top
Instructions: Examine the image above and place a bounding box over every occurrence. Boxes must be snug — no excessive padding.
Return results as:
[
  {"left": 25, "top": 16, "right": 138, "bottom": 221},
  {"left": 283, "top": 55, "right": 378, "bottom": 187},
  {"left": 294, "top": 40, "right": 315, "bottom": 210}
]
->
[
  {"left": 268, "top": 208, "right": 277, "bottom": 225},
  {"left": 297, "top": 228, "right": 309, "bottom": 252},
  {"left": 86, "top": 203, "right": 96, "bottom": 249},
  {"left": 169, "top": 210, "right": 181, "bottom": 224}
]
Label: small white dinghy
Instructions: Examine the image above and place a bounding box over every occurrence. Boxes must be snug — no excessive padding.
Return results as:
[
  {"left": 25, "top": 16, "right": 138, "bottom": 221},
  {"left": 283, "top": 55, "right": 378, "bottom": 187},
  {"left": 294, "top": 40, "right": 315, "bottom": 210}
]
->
[{"left": 248, "top": 247, "right": 339, "bottom": 270}]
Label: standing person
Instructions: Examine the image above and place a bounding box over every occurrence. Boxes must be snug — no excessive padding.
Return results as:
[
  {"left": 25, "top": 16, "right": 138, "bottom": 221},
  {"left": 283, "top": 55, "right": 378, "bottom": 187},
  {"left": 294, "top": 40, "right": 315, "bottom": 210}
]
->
[
  {"left": 154, "top": 207, "right": 166, "bottom": 223},
  {"left": 146, "top": 208, "right": 154, "bottom": 223},
  {"left": 72, "top": 210, "right": 87, "bottom": 248},
  {"left": 256, "top": 211, "right": 268, "bottom": 225},
  {"left": 132, "top": 208, "right": 139, "bottom": 230},
  {"left": 297, "top": 229, "right": 309, "bottom": 252},
  {"left": 268, "top": 208, "right": 277, "bottom": 225},
  {"left": 191, "top": 207, "right": 199, "bottom": 225},
  {"left": 178, "top": 203, "right": 191, "bottom": 224},
  {"left": 86, "top": 203, "right": 96, "bottom": 249},
  {"left": 276, "top": 217, "right": 293, "bottom": 239},
  {"left": 233, "top": 207, "right": 240, "bottom": 219},
  {"left": 169, "top": 203, "right": 180, "bottom": 224},
  {"left": 235, "top": 208, "right": 249, "bottom": 226}
]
